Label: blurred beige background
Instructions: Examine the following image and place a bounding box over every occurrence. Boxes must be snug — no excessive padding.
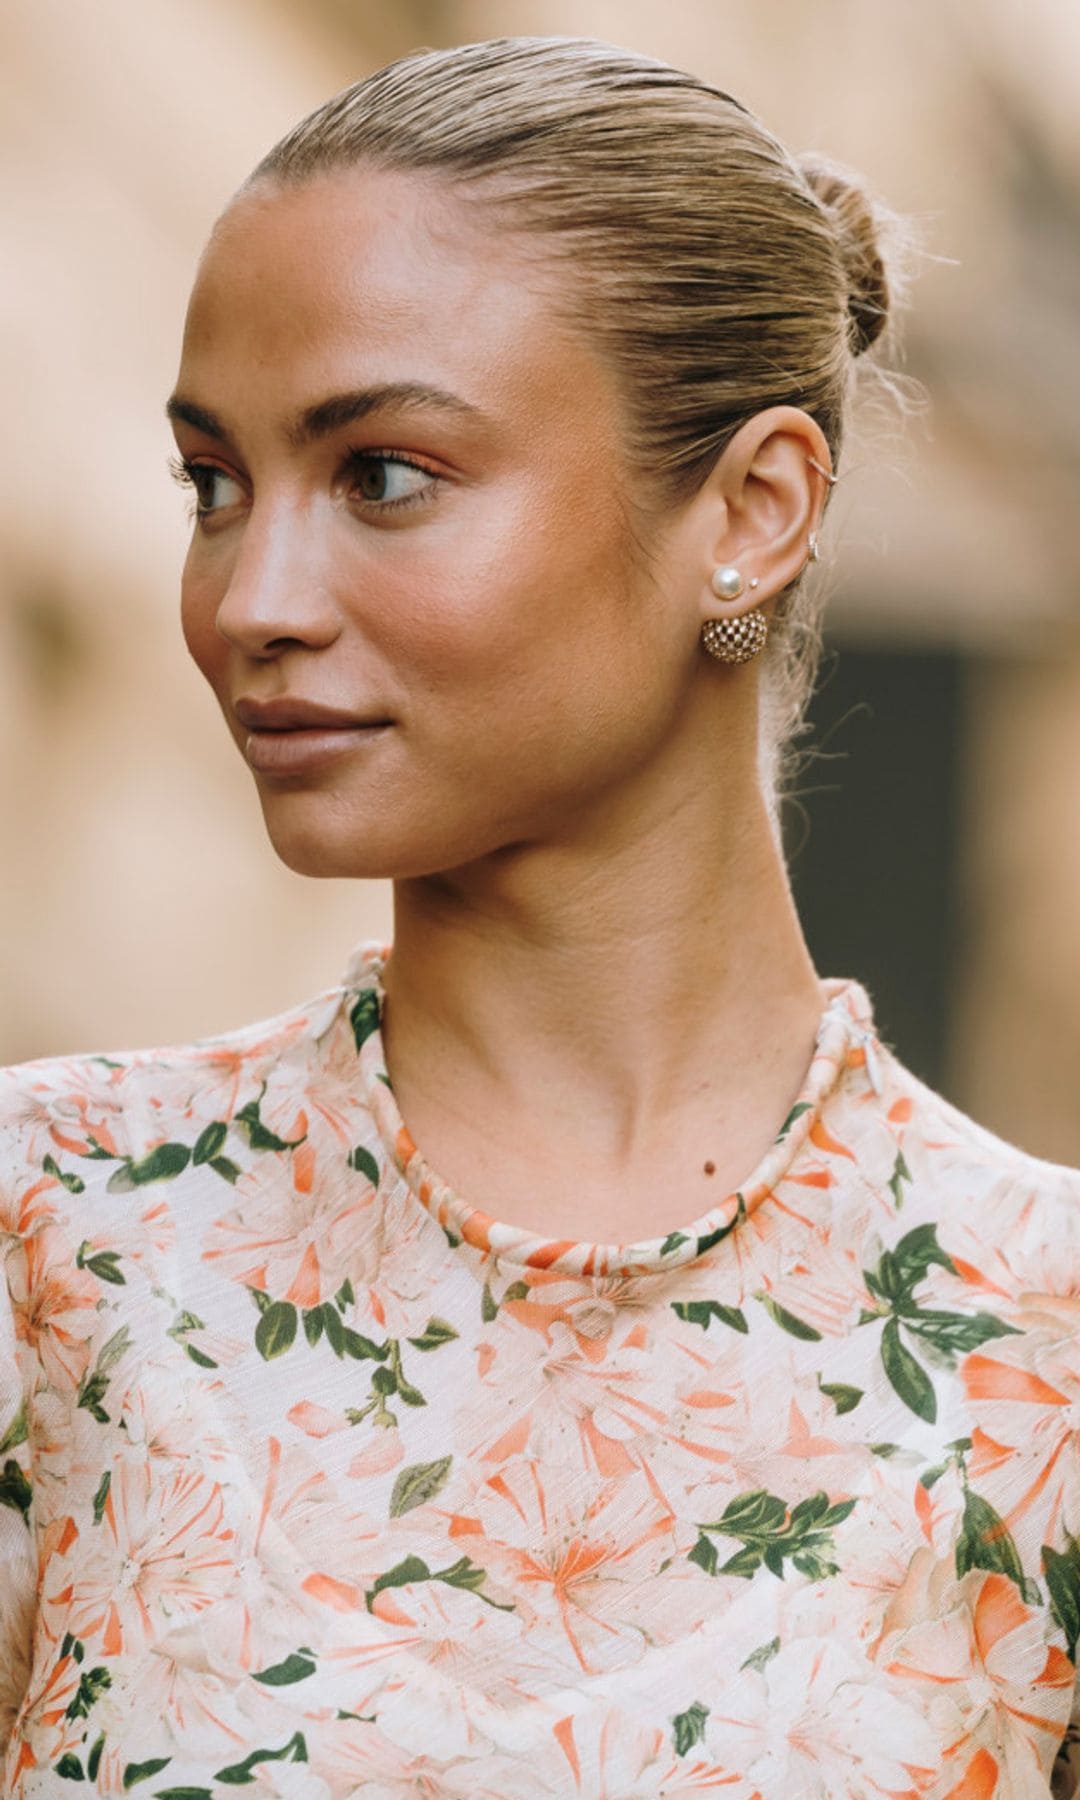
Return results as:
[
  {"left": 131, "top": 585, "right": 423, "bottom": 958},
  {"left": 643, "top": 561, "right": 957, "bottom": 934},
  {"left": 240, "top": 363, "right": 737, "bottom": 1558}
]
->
[{"left": 2, "top": 0, "right": 1078, "bottom": 1161}]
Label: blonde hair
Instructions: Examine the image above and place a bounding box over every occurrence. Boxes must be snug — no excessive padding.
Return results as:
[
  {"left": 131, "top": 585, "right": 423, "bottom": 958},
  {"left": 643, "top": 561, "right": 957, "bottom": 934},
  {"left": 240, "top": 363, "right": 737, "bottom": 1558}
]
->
[{"left": 248, "top": 36, "right": 915, "bottom": 816}]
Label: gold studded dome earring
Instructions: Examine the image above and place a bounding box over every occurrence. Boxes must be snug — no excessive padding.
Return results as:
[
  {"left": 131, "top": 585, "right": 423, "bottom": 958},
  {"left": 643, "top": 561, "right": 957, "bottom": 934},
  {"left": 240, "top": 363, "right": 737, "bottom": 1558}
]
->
[{"left": 701, "top": 566, "right": 767, "bottom": 665}]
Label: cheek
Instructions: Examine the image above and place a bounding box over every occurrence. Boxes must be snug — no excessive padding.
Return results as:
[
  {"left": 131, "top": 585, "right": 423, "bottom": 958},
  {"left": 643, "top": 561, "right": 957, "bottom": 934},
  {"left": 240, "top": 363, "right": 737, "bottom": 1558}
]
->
[{"left": 179, "top": 559, "right": 224, "bottom": 687}]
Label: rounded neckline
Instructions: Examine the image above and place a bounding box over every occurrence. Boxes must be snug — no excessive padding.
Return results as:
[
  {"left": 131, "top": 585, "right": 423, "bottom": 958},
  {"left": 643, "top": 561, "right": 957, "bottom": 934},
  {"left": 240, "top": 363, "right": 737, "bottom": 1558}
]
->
[{"left": 345, "top": 940, "right": 880, "bottom": 1280}]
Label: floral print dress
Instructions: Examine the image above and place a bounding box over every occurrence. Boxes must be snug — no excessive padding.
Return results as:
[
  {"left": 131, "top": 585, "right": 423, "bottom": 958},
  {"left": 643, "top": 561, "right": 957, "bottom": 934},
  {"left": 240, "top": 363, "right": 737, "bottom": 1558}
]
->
[{"left": 1, "top": 940, "right": 1079, "bottom": 1798}]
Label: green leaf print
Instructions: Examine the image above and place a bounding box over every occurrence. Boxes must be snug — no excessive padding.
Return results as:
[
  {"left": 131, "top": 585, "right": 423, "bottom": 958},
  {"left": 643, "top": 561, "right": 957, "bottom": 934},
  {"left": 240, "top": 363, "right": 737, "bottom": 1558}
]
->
[
  {"left": 209, "top": 1156, "right": 241, "bottom": 1185},
  {"left": 688, "top": 1533, "right": 719, "bottom": 1576},
  {"left": 302, "top": 1306, "right": 325, "bottom": 1348},
  {"left": 661, "top": 1232, "right": 690, "bottom": 1256},
  {"left": 818, "top": 1380, "right": 863, "bottom": 1415},
  {"left": 54, "top": 1753, "right": 85, "bottom": 1779},
  {"left": 367, "top": 1552, "right": 432, "bottom": 1605},
  {"left": 75, "top": 1242, "right": 125, "bottom": 1285},
  {"left": 107, "top": 1142, "right": 191, "bottom": 1192},
  {"left": 122, "top": 1758, "right": 172, "bottom": 1788},
  {"left": 192, "top": 1121, "right": 228, "bottom": 1165},
  {"left": 903, "top": 1309, "right": 1020, "bottom": 1358},
  {"left": 76, "top": 1326, "right": 132, "bottom": 1424},
  {"left": 350, "top": 988, "right": 380, "bottom": 1051},
  {"left": 1043, "top": 1538, "right": 1080, "bottom": 1661},
  {"left": 91, "top": 1470, "right": 111, "bottom": 1525},
  {"left": 887, "top": 1148, "right": 912, "bottom": 1208},
  {"left": 0, "top": 1401, "right": 28, "bottom": 1454},
  {"left": 342, "top": 1326, "right": 388, "bottom": 1361},
  {"left": 671, "top": 1700, "right": 710, "bottom": 1756},
  {"left": 861, "top": 1227, "right": 1009, "bottom": 1423},
  {"left": 755, "top": 1293, "right": 823, "bottom": 1341},
  {"left": 348, "top": 1143, "right": 380, "bottom": 1185},
  {"left": 252, "top": 1648, "right": 317, "bottom": 1686},
  {"left": 0, "top": 1458, "right": 31, "bottom": 1522},
  {"left": 367, "top": 1549, "right": 514, "bottom": 1615},
  {"left": 389, "top": 1455, "right": 452, "bottom": 1518},
  {"left": 695, "top": 1197, "right": 745, "bottom": 1257},
  {"left": 153, "top": 1789, "right": 214, "bottom": 1798},
  {"left": 166, "top": 1311, "right": 219, "bottom": 1370},
  {"left": 234, "top": 1093, "right": 306, "bottom": 1154},
  {"left": 481, "top": 1282, "right": 499, "bottom": 1323},
  {"left": 407, "top": 1317, "right": 459, "bottom": 1351},
  {"left": 881, "top": 1316, "right": 937, "bottom": 1422},
  {"left": 776, "top": 1101, "right": 813, "bottom": 1140},
  {"left": 80, "top": 1135, "right": 116, "bottom": 1161},
  {"left": 888, "top": 1222, "right": 957, "bottom": 1297},
  {"left": 214, "top": 1730, "right": 308, "bottom": 1784},
  {"left": 740, "top": 1636, "right": 780, "bottom": 1672},
  {"left": 65, "top": 1664, "right": 112, "bottom": 1719},
  {"left": 321, "top": 1302, "right": 345, "bottom": 1355},
  {"left": 956, "top": 1487, "right": 1039, "bottom": 1603},
  {"left": 43, "top": 1152, "right": 85, "bottom": 1194},
  {"left": 86, "top": 1736, "right": 105, "bottom": 1781},
  {"left": 671, "top": 1299, "right": 748, "bottom": 1334},
  {"left": 693, "top": 1487, "right": 856, "bottom": 1582},
  {"left": 254, "top": 1301, "right": 298, "bottom": 1361},
  {"left": 396, "top": 1375, "right": 426, "bottom": 1406}
]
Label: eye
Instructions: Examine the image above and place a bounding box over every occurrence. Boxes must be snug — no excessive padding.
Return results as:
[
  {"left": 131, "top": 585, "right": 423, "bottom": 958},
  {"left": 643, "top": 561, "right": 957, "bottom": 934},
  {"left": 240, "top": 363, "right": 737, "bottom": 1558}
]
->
[
  {"left": 168, "top": 454, "right": 244, "bottom": 519},
  {"left": 344, "top": 450, "right": 440, "bottom": 512}
]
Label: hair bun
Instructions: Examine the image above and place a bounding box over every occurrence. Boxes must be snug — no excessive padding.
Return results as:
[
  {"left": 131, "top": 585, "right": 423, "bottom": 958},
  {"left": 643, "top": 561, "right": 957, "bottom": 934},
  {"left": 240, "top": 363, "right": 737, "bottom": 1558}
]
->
[{"left": 798, "top": 153, "right": 890, "bottom": 356}]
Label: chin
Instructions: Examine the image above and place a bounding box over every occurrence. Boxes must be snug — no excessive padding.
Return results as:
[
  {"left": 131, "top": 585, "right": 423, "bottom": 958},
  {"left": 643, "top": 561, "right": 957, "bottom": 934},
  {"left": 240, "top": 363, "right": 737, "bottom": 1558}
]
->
[{"left": 257, "top": 794, "right": 491, "bottom": 882}]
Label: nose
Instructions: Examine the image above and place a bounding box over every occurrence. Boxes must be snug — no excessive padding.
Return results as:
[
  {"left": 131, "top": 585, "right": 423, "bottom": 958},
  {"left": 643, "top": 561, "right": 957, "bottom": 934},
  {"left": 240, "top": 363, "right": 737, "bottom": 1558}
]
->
[{"left": 213, "top": 497, "right": 342, "bottom": 659}]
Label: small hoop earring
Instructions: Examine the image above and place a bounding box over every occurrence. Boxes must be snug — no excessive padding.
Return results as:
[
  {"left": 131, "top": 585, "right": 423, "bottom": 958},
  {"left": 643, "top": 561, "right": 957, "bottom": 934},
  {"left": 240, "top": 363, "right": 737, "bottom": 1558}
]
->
[
  {"left": 701, "top": 610, "right": 768, "bottom": 665},
  {"left": 808, "top": 532, "right": 820, "bottom": 563}
]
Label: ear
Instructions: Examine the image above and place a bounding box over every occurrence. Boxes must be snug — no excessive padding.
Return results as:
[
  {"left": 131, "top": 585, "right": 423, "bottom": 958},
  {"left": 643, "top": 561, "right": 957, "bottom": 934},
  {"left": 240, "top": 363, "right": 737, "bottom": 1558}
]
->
[{"left": 694, "top": 405, "right": 835, "bottom": 626}]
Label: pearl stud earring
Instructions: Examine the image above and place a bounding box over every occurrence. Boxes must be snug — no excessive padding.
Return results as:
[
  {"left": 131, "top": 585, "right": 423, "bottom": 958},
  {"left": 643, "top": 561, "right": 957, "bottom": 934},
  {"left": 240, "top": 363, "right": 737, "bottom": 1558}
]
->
[
  {"left": 703, "top": 566, "right": 765, "bottom": 665},
  {"left": 710, "top": 565, "right": 745, "bottom": 600}
]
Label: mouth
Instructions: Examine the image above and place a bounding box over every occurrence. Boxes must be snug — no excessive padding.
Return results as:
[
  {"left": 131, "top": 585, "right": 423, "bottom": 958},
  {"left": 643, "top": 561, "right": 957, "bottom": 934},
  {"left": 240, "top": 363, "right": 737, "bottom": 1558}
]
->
[{"left": 231, "top": 694, "right": 394, "bottom": 776}]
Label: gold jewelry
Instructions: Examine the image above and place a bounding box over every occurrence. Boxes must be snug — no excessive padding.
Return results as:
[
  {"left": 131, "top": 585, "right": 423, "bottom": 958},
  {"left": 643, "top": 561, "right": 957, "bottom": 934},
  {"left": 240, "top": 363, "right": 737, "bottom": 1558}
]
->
[{"left": 701, "top": 609, "right": 768, "bottom": 664}]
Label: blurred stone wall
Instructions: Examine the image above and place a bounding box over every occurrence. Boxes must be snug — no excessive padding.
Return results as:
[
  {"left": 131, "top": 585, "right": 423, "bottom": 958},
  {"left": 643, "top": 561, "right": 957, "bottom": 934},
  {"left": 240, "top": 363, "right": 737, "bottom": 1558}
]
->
[{"left": 2, "top": 0, "right": 1078, "bottom": 1160}]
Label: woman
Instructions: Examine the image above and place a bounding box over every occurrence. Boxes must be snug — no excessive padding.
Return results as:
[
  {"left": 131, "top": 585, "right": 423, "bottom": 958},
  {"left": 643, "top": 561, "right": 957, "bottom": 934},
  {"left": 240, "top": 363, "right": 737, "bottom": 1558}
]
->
[{"left": 2, "top": 33, "right": 1078, "bottom": 1797}]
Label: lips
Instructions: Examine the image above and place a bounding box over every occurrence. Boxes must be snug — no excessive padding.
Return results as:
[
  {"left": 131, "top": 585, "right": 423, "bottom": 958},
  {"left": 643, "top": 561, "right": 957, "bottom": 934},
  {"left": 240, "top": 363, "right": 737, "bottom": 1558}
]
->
[
  {"left": 233, "top": 696, "right": 392, "bottom": 777},
  {"left": 233, "top": 696, "right": 390, "bottom": 731}
]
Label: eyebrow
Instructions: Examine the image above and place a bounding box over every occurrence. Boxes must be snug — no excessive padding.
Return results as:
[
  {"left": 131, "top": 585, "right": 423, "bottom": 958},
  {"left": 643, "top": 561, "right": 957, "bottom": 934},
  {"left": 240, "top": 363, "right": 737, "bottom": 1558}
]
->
[{"left": 164, "top": 380, "right": 485, "bottom": 447}]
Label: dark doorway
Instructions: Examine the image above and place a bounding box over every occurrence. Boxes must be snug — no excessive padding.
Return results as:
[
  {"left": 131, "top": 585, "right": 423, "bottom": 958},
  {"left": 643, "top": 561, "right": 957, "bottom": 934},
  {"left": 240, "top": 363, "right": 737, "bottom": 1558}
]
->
[{"left": 781, "top": 639, "right": 965, "bottom": 1096}]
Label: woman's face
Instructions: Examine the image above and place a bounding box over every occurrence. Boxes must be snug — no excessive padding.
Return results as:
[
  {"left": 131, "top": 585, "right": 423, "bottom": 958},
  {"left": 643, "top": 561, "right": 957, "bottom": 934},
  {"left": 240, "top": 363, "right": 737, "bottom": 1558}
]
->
[{"left": 172, "top": 169, "right": 705, "bottom": 879}]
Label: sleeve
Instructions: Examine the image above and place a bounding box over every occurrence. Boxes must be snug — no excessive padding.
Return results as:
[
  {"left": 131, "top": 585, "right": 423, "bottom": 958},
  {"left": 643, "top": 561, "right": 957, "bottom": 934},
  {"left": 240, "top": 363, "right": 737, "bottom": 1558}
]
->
[{"left": 0, "top": 1240, "right": 35, "bottom": 1758}]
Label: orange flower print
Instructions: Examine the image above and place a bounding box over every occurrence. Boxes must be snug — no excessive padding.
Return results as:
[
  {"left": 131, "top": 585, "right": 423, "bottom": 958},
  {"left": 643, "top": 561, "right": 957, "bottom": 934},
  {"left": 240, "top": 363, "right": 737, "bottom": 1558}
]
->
[
  {"left": 882, "top": 1569, "right": 1073, "bottom": 1788},
  {"left": 202, "top": 1163, "right": 379, "bottom": 1309},
  {"left": 5, "top": 1225, "right": 101, "bottom": 1389},
  {"left": 51, "top": 1453, "right": 237, "bottom": 1657},
  {"left": 961, "top": 1321, "right": 1080, "bottom": 1547}
]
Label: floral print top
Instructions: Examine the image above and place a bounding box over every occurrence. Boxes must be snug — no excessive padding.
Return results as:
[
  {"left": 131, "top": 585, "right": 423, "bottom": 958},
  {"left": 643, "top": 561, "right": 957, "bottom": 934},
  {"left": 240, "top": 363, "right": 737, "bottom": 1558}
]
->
[{"left": 1, "top": 939, "right": 1079, "bottom": 1799}]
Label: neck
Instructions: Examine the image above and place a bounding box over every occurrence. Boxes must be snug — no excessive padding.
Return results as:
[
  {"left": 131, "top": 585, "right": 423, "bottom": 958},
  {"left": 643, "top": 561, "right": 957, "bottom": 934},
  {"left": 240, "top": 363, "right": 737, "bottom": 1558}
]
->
[{"left": 378, "top": 709, "right": 825, "bottom": 1168}]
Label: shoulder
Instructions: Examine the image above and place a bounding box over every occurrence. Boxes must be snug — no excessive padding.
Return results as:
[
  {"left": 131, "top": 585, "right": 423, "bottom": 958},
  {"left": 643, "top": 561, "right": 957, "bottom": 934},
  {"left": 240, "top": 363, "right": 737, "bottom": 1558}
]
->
[
  {"left": 873, "top": 1038, "right": 1080, "bottom": 1245},
  {"left": 0, "top": 971, "right": 357, "bottom": 1208}
]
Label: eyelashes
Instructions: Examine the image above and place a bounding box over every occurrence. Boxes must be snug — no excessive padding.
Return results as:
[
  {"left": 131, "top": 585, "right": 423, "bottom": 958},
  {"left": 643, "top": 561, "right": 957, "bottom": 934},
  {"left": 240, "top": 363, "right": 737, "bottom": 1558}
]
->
[{"left": 167, "top": 448, "right": 442, "bottom": 521}]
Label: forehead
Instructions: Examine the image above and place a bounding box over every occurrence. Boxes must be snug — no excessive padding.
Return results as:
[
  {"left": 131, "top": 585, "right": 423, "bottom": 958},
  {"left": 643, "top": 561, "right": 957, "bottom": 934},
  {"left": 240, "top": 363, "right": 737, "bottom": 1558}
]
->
[{"left": 178, "top": 168, "right": 614, "bottom": 436}]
